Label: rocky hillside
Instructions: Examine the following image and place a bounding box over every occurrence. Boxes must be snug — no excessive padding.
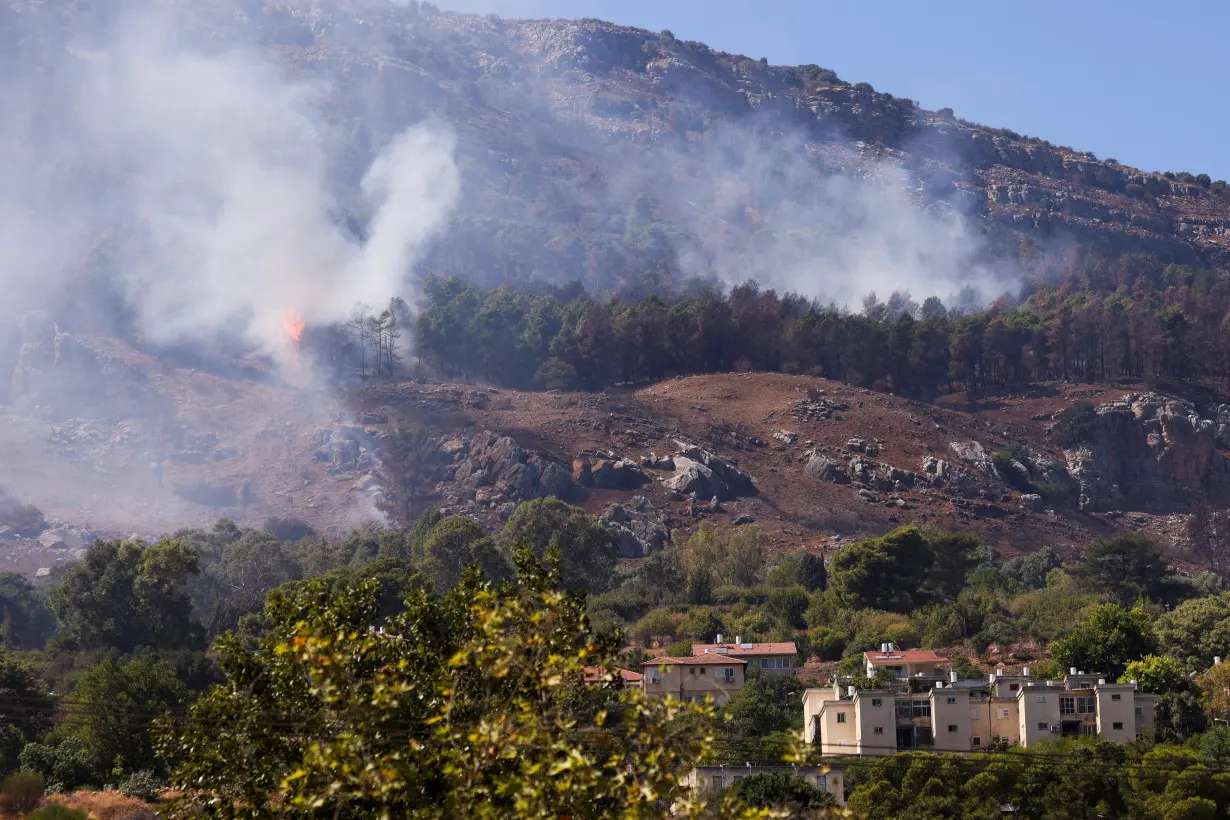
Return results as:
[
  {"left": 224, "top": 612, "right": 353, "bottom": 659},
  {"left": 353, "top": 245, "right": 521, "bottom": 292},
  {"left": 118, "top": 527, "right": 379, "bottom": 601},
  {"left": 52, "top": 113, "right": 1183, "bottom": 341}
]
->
[{"left": 4, "top": 0, "right": 1229, "bottom": 318}]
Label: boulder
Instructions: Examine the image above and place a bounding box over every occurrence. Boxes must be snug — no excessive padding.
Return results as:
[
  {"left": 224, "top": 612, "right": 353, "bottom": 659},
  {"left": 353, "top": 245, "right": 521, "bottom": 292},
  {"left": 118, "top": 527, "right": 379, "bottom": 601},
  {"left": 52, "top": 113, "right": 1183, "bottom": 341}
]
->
[
  {"left": 804, "top": 453, "right": 849, "bottom": 484},
  {"left": 949, "top": 441, "right": 999, "bottom": 477},
  {"left": 672, "top": 441, "right": 758, "bottom": 499},
  {"left": 600, "top": 495, "right": 669, "bottom": 557}
]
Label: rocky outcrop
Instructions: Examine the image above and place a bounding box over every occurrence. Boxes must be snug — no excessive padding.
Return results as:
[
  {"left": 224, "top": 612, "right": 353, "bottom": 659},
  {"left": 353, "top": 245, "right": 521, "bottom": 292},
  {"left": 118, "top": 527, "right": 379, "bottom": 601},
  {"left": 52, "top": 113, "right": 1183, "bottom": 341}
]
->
[
  {"left": 804, "top": 453, "right": 849, "bottom": 484},
  {"left": 949, "top": 441, "right": 999, "bottom": 479},
  {"left": 600, "top": 495, "right": 669, "bottom": 557},
  {"left": 572, "top": 457, "right": 648, "bottom": 490},
  {"left": 1064, "top": 393, "right": 1230, "bottom": 512},
  {"left": 444, "top": 431, "right": 580, "bottom": 506},
  {"left": 662, "top": 441, "right": 758, "bottom": 500}
]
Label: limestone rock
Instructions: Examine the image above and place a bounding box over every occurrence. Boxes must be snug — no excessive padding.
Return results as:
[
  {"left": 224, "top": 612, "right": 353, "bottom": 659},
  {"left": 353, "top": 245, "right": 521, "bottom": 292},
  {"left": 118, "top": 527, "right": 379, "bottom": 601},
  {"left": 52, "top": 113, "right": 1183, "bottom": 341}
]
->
[
  {"left": 804, "top": 453, "right": 849, "bottom": 484},
  {"left": 600, "top": 495, "right": 669, "bottom": 558}
]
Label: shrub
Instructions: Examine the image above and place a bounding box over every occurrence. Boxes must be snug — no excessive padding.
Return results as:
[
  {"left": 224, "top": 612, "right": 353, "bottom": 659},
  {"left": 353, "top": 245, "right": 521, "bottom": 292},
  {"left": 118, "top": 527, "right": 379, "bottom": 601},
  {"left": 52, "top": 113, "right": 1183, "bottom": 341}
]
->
[
  {"left": 118, "top": 769, "right": 162, "bottom": 803},
  {"left": 664, "top": 640, "right": 693, "bottom": 658},
  {"left": 0, "top": 769, "right": 45, "bottom": 814}
]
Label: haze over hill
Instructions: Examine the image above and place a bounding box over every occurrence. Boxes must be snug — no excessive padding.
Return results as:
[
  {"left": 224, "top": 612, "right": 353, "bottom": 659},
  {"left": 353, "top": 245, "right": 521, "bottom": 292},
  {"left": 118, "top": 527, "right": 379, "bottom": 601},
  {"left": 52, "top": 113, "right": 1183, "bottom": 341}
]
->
[{"left": 1, "top": 0, "right": 1229, "bottom": 570}]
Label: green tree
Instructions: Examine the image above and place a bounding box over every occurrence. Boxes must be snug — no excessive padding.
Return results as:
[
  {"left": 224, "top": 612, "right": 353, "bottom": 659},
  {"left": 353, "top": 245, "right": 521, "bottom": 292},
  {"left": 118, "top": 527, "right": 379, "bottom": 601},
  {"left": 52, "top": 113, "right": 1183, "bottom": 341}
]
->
[
  {"left": 47, "top": 539, "right": 203, "bottom": 653},
  {"left": 679, "top": 523, "right": 765, "bottom": 590},
  {"left": 156, "top": 549, "right": 773, "bottom": 818},
  {"left": 375, "top": 425, "right": 439, "bottom": 529},
  {"left": 1052, "top": 603, "right": 1158, "bottom": 680},
  {"left": 0, "top": 648, "right": 53, "bottom": 774},
  {"left": 60, "top": 656, "right": 189, "bottom": 778},
  {"left": 828, "top": 526, "right": 933, "bottom": 613},
  {"left": 1157, "top": 592, "right": 1230, "bottom": 669},
  {"left": 1075, "top": 534, "right": 1170, "bottom": 606},
  {"left": 764, "top": 585, "right": 809, "bottom": 629},
  {"left": 680, "top": 607, "right": 725, "bottom": 642},
  {"left": 721, "top": 673, "right": 805, "bottom": 737},
  {"left": 500, "top": 498, "right": 619, "bottom": 594},
  {"left": 414, "top": 515, "right": 510, "bottom": 590},
  {"left": 1120, "top": 655, "right": 1195, "bottom": 695},
  {"left": 925, "top": 530, "right": 983, "bottom": 602},
  {"left": 725, "top": 770, "right": 835, "bottom": 812},
  {"left": 0, "top": 572, "right": 54, "bottom": 649},
  {"left": 763, "top": 551, "right": 826, "bottom": 592}
]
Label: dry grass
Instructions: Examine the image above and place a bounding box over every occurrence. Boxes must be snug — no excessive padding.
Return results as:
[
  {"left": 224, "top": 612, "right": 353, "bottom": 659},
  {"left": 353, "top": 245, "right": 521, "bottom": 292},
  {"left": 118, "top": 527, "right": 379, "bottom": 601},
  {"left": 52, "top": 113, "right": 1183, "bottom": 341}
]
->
[{"left": 46, "top": 791, "right": 158, "bottom": 820}]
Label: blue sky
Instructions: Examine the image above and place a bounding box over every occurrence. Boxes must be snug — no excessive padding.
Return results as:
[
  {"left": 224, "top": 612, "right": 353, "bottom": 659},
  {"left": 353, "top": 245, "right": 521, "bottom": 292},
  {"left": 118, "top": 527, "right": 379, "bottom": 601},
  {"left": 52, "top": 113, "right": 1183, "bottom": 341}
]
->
[{"left": 440, "top": 0, "right": 1230, "bottom": 181}]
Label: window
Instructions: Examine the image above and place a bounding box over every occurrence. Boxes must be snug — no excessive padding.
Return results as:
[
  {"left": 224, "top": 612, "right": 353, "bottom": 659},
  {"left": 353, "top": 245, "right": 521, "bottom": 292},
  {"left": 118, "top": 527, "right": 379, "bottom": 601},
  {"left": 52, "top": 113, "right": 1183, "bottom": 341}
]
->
[
  {"left": 1135, "top": 706, "right": 1144, "bottom": 716},
  {"left": 646, "top": 669, "right": 661, "bottom": 684},
  {"left": 970, "top": 708, "right": 981, "bottom": 719},
  {"left": 836, "top": 712, "right": 847, "bottom": 724},
  {"left": 719, "top": 668, "right": 734, "bottom": 683},
  {"left": 1136, "top": 733, "right": 1143, "bottom": 740},
  {"left": 997, "top": 708, "right": 1011, "bottom": 720},
  {"left": 699, "top": 668, "right": 706, "bottom": 675},
  {"left": 1111, "top": 694, "right": 1121, "bottom": 701},
  {"left": 1060, "top": 696, "right": 1075, "bottom": 715},
  {"left": 817, "top": 775, "right": 827, "bottom": 791},
  {"left": 712, "top": 776, "right": 724, "bottom": 789},
  {"left": 972, "top": 736, "right": 982, "bottom": 747},
  {"left": 1112, "top": 722, "right": 1124, "bottom": 730},
  {"left": 760, "top": 657, "right": 790, "bottom": 670},
  {"left": 1077, "top": 696, "right": 1095, "bottom": 714},
  {"left": 887, "top": 665, "right": 904, "bottom": 677},
  {"left": 946, "top": 696, "right": 957, "bottom": 704},
  {"left": 1036, "top": 696, "right": 1047, "bottom": 703},
  {"left": 1038, "top": 722, "right": 1049, "bottom": 730},
  {"left": 897, "top": 700, "right": 931, "bottom": 719},
  {"left": 871, "top": 698, "right": 882, "bottom": 707},
  {"left": 873, "top": 727, "right": 884, "bottom": 735},
  {"left": 1009, "top": 683, "right": 1019, "bottom": 691},
  {"left": 689, "top": 668, "right": 696, "bottom": 675},
  {"left": 947, "top": 725, "right": 959, "bottom": 733}
]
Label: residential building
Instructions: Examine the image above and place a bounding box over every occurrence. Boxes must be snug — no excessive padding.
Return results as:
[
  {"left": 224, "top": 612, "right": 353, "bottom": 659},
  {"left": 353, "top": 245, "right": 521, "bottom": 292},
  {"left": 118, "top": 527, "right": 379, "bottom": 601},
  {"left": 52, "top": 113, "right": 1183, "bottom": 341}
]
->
[
  {"left": 583, "top": 667, "right": 644, "bottom": 684},
  {"left": 641, "top": 655, "right": 747, "bottom": 704},
  {"left": 803, "top": 668, "right": 1156, "bottom": 756},
  {"left": 864, "top": 644, "right": 944, "bottom": 679},
  {"left": 682, "top": 765, "right": 846, "bottom": 806},
  {"left": 692, "top": 635, "right": 798, "bottom": 674}
]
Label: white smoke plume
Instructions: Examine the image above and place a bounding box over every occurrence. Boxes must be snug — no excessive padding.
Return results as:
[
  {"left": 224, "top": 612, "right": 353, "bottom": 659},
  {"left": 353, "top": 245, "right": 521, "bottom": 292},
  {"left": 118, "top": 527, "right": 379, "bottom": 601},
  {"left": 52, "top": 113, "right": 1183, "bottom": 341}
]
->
[{"left": 0, "top": 3, "right": 459, "bottom": 361}]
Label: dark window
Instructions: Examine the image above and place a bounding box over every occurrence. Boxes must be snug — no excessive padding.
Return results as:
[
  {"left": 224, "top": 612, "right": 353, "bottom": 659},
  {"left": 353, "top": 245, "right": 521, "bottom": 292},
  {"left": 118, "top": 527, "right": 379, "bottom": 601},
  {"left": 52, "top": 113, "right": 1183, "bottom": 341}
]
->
[
  {"left": 836, "top": 713, "right": 847, "bottom": 724},
  {"left": 947, "top": 725, "right": 958, "bottom": 733},
  {"left": 1112, "top": 722, "right": 1123, "bottom": 730},
  {"left": 1111, "top": 694, "right": 1121, "bottom": 701},
  {"left": 873, "top": 727, "right": 884, "bottom": 734},
  {"left": 1037, "top": 722, "right": 1048, "bottom": 730},
  {"left": 871, "top": 698, "right": 882, "bottom": 707}
]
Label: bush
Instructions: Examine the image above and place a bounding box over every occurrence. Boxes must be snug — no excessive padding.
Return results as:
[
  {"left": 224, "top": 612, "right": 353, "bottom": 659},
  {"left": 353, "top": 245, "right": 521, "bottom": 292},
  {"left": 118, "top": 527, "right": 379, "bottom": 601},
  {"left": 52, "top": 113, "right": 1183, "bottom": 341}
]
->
[
  {"left": 118, "top": 769, "right": 162, "bottom": 802},
  {"left": 664, "top": 640, "right": 693, "bottom": 658},
  {"left": 0, "top": 769, "right": 45, "bottom": 814}
]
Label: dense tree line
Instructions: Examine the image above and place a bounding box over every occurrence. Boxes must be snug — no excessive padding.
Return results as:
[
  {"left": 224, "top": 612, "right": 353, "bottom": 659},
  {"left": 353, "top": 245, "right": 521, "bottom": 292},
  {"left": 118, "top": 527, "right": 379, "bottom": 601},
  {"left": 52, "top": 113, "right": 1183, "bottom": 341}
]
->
[{"left": 412, "top": 249, "right": 1230, "bottom": 395}]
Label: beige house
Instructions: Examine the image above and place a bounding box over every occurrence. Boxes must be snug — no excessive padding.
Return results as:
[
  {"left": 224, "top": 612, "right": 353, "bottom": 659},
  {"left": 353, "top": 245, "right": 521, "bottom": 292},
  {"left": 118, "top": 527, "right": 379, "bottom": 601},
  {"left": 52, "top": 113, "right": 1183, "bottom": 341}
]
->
[
  {"left": 641, "top": 655, "right": 747, "bottom": 704},
  {"left": 864, "top": 645, "right": 944, "bottom": 679},
  {"left": 692, "top": 636, "right": 798, "bottom": 674},
  {"left": 682, "top": 765, "right": 846, "bottom": 806},
  {"left": 804, "top": 668, "right": 1156, "bottom": 756}
]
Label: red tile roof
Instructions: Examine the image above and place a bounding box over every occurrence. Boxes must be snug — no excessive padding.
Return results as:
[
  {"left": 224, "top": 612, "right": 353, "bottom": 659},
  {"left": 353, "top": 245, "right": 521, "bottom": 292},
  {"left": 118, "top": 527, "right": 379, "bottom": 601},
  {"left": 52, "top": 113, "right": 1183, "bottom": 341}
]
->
[
  {"left": 692, "top": 642, "right": 797, "bottom": 657},
  {"left": 864, "top": 649, "right": 943, "bottom": 665},
  {"left": 584, "top": 666, "right": 644, "bottom": 682},
  {"left": 642, "top": 655, "right": 748, "bottom": 666}
]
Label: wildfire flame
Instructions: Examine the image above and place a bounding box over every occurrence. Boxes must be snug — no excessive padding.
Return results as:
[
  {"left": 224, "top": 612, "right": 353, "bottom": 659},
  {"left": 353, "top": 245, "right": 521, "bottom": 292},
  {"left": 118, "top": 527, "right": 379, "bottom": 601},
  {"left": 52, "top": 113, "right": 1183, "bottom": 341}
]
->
[{"left": 282, "top": 310, "right": 305, "bottom": 347}]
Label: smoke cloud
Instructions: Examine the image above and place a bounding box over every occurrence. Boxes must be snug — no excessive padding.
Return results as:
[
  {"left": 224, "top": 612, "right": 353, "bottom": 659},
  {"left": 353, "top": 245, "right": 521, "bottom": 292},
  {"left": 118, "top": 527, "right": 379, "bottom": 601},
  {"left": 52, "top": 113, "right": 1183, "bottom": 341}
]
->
[{"left": 0, "top": 3, "right": 459, "bottom": 361}]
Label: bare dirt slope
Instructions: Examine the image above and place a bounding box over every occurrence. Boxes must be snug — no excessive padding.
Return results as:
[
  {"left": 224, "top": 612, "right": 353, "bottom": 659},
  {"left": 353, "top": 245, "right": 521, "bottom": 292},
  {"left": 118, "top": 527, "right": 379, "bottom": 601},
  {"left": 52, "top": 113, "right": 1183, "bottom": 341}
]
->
[{"left": 2, "top": 346, "right": 1213, "bottom": 577}]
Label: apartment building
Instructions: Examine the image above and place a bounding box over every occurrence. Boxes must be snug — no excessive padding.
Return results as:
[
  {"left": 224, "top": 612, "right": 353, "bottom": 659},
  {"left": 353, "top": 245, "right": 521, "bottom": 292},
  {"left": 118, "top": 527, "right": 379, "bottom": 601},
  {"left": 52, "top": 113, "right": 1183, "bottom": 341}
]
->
[
  {"left": 692, "top": 635, "right": 798, "bottom": 674},
  {"left": 641, "top": 655, "right": 747, "bottom": 704},
  {"left": 864, "top": 644, "right": 944, "bottom": 678},
  {"left": 682, "top": 765, "right": 846, "bottom": 806},
  {"left": 803, "top": 667, "right": 1156, "bottom": 756}
]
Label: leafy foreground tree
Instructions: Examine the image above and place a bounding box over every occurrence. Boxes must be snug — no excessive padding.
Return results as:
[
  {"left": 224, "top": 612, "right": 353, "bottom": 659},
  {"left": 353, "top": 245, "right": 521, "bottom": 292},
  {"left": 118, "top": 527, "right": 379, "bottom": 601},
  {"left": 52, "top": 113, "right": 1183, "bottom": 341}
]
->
[{"left": 157, "top": 548, "right": 821, "bottom": 818}]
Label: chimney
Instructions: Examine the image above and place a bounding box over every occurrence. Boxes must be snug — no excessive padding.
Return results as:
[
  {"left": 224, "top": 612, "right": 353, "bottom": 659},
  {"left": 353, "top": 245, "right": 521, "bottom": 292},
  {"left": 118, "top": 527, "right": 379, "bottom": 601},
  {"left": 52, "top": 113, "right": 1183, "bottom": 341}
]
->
[
  {"left": 1023, "top": 666, "right": 1030, "bottom": 677},
  {"left": 735, "top": 636, "right": 742, "bottom": 645},
  {"left": 1130, "top": 679, "right": 1137, "bottom": 689},
  {"left": 1098, "top": 678, "right": 1105, "bottom": 685},
  {"left": 1217, "top": 657, "right": 1223, "bottom": 666},
  {"left": 717, "top": 634, "right": 724, "bottom": 645},
  {"left": 995, "top": 669, "right": 1003, "bottom": 677},
  {"left": 1069, "top": 667, "right": 1077, "bottom": 675},
  {"left": 950, "top": 670, "right": 958, "bottom": 683},
  {"left": 847, "top": 685, "right": 856, "bottom": 698}
]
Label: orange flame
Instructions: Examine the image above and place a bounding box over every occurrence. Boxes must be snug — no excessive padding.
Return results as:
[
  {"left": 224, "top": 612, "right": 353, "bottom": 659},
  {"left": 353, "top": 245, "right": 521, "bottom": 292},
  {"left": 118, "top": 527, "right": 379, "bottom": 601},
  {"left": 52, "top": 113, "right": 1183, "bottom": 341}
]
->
[{"left": 282, "top": 310, "right": 306, "bottom": 345}]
